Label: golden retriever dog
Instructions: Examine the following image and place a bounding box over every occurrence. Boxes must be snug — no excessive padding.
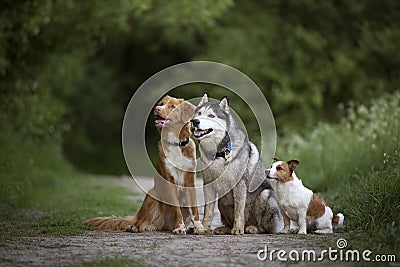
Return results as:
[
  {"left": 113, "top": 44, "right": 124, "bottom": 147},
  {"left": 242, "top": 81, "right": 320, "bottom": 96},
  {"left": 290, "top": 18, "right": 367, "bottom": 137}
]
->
[{"left": 84, "top": 95, "right": 206, "bottom": 234}]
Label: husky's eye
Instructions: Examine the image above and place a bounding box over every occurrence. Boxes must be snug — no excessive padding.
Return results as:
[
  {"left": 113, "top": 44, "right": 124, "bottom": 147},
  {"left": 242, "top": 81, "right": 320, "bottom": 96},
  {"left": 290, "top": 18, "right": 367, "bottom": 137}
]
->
[
  {"left": 276, "top": 166, "right": 283, "bottom": 171},
  {"left": 208, "top": 114, "right": 215, "bottom": 118},
  {"left": 198, "top": 111, "right": 201, "bottom": 115}
]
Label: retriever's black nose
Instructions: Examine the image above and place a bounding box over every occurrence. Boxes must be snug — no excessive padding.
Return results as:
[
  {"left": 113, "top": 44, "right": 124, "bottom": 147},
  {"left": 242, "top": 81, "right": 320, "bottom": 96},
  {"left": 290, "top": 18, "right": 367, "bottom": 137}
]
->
[{"left": 190, "top": 119, "right": 200, "bottom": 127}]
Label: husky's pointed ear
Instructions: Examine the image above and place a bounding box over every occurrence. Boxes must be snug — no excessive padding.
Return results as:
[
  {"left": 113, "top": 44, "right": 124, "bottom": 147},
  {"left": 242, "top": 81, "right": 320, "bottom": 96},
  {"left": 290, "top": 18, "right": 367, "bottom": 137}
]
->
[
  {"left": 219, "top": 96, "right": 229, "bottom": 112},
  {"left": 181, "top": 101, "right": 196, "bottom": 123},
  {"left": 198, "top": 92, "right": 209, "bottom": 106},
  {"left": 287, "top": 160, "right": 299, "bottom": 172}
]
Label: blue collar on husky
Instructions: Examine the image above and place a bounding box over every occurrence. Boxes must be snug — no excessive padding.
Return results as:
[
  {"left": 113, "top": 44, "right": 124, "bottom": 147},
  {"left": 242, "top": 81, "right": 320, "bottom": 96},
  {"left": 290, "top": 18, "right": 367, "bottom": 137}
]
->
[{"left": 215, "top": 133, "right": 232, "bottom": 160}]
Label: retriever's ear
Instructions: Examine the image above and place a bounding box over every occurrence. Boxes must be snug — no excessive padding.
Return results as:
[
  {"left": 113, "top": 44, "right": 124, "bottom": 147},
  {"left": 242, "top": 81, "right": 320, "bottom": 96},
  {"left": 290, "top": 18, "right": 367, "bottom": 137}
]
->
[
  {"left": 198, "top": 92, "right": 209, "bottom": 106},
  {"left": 219, "top": 96, "right": 229, "bottom": 112},
  {"left": 287, "top": 160, "right": 299, "bottom": 172},
  {"left": 181, "top": 101, "right": 196, "bottom": 123}
]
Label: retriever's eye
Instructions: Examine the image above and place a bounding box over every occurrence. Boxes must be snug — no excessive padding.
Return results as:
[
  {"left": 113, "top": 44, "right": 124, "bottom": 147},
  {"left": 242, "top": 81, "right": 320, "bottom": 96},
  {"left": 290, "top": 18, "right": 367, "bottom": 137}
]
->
[
  {"left": 171, "top": 104, "right": 176, "bottom": 108},
  {"left": 277, "top": 166, "right": 283, "bottom": 171},
  {"left": 208, "top": 114, "right": 215, "bottom": 118}
]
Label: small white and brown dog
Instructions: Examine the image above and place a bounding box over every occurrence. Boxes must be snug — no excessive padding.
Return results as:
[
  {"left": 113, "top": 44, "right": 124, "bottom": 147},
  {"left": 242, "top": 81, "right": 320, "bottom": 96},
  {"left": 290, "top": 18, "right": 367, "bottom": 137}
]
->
[{"left": 267, "top": 157, "right": 344, "bottom": 234}]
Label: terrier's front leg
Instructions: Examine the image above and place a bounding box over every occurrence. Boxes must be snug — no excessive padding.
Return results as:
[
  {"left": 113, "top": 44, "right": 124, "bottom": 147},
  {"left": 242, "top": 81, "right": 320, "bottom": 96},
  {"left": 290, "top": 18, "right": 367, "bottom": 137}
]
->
[{"left": 297, "top": 213, "right": 307, "bottom": 235}]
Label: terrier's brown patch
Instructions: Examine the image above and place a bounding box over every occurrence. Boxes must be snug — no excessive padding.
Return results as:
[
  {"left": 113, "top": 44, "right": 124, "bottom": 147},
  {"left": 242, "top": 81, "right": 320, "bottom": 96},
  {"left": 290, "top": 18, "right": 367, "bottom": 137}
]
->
[
  {"left": 306, "top": 193, "right": 326, "bottom": 219},
  {"left": 332, "top": 214, "right": 340, "bottom": 224}
]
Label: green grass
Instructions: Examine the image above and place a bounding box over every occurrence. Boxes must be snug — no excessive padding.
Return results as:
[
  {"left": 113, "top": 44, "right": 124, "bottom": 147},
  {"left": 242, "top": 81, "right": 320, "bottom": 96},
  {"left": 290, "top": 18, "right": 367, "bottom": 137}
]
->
[
  {"left": 0, "top": 126, "right": 141, "bottom": 241},
  {"left": 0, "top": 172, "right": 140, "bottom": 241},
  {"left": 344, "top": 150, "right": 400, "bottom": 256},
  {"left": 277, "top": 92, "right": 400, "bottom": 257}
]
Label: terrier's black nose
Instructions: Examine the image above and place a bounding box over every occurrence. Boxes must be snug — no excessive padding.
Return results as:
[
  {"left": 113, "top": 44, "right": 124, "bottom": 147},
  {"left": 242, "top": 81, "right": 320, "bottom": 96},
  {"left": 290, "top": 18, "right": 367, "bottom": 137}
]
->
[{"left": 190, "top": 119, "right": 200, "bottom": 127}]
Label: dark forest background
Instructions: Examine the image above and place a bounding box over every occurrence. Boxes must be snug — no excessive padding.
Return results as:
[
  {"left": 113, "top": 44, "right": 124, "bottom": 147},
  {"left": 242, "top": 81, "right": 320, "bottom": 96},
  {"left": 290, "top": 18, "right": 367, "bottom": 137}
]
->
[{"left": 1, "top": 0, "right": 399, "bottom": 174}]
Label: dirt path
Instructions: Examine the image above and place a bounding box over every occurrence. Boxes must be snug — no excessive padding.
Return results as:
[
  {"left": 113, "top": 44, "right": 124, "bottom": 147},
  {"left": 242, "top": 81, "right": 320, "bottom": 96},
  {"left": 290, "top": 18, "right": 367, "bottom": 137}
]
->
[{"left": 0, "top": 176, "right": 356, "bottom": 266}]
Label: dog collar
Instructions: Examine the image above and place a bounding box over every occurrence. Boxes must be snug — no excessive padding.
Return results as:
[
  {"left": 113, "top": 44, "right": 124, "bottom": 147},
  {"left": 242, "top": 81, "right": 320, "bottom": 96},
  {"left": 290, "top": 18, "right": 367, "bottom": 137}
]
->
[
  {"left": 215, "top": 141, "right": 233, "bottom": 160},
  {"left": 167, "top": 137, "right": 190, "bottom": 147}
]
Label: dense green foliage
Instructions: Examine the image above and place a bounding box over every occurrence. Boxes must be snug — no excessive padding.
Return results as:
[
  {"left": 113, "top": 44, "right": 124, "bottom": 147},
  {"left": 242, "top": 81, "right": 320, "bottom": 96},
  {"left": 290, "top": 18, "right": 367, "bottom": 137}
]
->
[{"left": 2, "top": 1, "right": 399, "bottom": 174}]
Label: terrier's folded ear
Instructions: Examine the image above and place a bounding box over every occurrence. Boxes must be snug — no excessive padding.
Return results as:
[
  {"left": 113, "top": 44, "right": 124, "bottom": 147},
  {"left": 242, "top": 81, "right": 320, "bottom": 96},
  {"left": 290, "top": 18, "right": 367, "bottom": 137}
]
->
[{"left": 273, "top": 157, "right": 280, "bottom": 162}]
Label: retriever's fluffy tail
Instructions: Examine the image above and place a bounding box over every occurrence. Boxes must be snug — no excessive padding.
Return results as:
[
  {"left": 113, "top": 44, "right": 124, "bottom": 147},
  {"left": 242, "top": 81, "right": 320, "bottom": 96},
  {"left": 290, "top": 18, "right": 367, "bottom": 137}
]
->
[
  {"left": 84, "top": 215, "right": 137, "bottom": 232},
  {"left": 332, "top": 213, "right": 344, "bottom": 229}
]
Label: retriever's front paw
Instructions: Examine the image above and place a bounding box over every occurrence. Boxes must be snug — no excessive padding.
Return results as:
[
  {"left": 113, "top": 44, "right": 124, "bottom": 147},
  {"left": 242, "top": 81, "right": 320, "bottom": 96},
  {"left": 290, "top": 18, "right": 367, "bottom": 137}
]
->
[{"left": 231, "top": 224, "right": 244, "bottom": 235}]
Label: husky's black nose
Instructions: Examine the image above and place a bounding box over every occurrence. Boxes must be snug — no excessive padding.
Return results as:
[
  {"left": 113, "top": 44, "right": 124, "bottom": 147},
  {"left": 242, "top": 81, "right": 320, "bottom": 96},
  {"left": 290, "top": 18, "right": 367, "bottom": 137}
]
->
[{"left": 190, "top": 119, "right": 200, "bottom": 127}]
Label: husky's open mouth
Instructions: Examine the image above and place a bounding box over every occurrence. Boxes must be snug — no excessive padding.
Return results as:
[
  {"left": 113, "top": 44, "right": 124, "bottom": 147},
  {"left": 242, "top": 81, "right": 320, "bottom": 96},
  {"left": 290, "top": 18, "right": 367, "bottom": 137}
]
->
[
  {"left": 155, "top": 115, "right": 172, "bottom": 127},
  {"left": 193, "top": 128, "right": 213, "bottom": 138}
]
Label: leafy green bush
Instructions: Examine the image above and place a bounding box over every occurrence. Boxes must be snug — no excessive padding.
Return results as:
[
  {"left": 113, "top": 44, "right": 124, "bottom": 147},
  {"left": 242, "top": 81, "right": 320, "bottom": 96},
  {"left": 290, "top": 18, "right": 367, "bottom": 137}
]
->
[{"left": 277, "top": 92, "right": 400, "bottom": 194}]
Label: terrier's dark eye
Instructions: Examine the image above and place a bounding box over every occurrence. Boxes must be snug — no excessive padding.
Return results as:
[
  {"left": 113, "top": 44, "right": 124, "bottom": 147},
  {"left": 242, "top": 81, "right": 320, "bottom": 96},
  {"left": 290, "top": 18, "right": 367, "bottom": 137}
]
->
[
  {"left": 208, "top": 114, "right": 215, "bottom": 118},
  {"left": 277, "top": 166, "right": 283, "bottom": 171}
]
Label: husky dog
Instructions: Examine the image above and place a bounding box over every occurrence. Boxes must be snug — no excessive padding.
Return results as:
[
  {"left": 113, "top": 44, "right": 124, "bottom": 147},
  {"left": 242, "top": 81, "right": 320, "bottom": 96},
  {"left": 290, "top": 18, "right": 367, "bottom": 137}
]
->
[{"left": 191, "top": 93, "right": 282, "bottom": 234}]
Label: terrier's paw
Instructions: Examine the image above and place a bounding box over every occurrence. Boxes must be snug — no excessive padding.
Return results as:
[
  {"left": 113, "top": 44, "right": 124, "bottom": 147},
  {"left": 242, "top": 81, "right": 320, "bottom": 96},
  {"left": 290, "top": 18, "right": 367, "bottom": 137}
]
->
[
  {"left": 231, "top": 224, "right": 244, "bottom": 235},
  {"left": 298, "top": 230, "right": 307, "bottom": 235},
  {"left": 245, "top": 225, "right": 259, "bottom": 234},
  {"left": 314, "top": 229, "right": 332, "bottom": 234},
  {"left": 173, "top": 224, "right": 187, "bottom": 235}
]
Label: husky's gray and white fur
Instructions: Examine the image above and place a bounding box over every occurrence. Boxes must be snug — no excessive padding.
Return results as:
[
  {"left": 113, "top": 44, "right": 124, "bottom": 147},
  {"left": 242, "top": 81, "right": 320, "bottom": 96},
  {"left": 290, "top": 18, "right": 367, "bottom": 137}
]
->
[{"left": 191, "top": 93, "right": 282, "bottom": 234}]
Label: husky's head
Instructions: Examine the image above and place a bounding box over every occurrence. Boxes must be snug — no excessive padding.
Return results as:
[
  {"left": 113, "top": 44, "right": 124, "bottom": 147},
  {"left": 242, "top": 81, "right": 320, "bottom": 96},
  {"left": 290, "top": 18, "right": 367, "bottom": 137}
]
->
[{"left": 191, "top": 93, "right": 230, "bottom": 141}]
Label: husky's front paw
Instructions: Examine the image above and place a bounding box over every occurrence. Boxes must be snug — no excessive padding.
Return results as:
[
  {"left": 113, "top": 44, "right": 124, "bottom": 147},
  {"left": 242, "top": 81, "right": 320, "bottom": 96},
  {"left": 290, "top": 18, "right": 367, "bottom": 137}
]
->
[
  {"left": 173, "top": 224, "right": 187, "bottom": 235},
  {"left": 193, "top": 221, "right": 208, "bottom": 235},
  {"left": 231, "top": 224, "right": 244, "bottom": 235},
  {"left": 245, "top": 225, "right": 259, "bottom": 234},
  {"left": 214, "top": 226, "right": 231, "bottom": 235},
  {"left": 279, "top": 227, "right": 290, "bottom": 234}
]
